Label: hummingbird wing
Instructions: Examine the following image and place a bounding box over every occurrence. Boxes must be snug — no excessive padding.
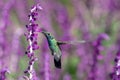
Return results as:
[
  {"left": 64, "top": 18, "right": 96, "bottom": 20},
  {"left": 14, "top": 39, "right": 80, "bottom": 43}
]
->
[
  {"left": 57, "top": 40, "right": 86, "bottom": 45},
  {"left": 57, "top": 41, "right": 67, "bottom": 45}
]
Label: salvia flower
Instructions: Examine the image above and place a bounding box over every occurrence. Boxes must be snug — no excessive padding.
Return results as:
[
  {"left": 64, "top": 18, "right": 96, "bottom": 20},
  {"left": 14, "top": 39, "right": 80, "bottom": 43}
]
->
[
  {"left": 0, "top": 68, "right": 10, "bottom": 80},
  {"left": 112, "top": 49, "right": 120, "bottom": 80},
  {"left": 88, "top": 33, "right": 109, "bottom": 80},
  {"left": 111, "top": 38, "right": 120, "bottom": 80},
  {"left": 24, "top": 4, "right": 42, "bottom": 80}
]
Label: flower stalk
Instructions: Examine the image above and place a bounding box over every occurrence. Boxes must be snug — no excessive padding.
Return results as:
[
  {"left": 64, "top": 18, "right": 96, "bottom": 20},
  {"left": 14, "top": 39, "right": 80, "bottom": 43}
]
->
[{"left": 24, "top": 4, "right": 42, "bottom": 80}]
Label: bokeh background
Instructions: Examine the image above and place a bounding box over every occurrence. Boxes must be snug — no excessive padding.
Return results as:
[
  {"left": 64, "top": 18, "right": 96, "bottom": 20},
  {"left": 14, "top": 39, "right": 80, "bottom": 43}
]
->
[{"left": 0, "top": 0, "right": 120, "bottom": 80}]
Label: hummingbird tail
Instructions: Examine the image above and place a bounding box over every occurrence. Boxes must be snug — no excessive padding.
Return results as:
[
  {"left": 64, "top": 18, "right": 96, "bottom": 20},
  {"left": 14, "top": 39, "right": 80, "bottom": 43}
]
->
[{"left": 54, "top": 57, "right": 61, "bottom": 69}]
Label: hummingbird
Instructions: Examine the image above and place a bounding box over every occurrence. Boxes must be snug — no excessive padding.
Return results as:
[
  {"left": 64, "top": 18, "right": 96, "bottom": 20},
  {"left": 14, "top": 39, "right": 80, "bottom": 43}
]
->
[{"left": 42, "top": 31, "right": 86, "bottom": 69}]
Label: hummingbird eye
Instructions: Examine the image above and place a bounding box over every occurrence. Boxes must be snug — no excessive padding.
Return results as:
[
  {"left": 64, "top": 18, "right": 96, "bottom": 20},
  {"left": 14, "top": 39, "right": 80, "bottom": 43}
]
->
[{"left": 47, "top": 33, "right": 50, "bottom": 35}]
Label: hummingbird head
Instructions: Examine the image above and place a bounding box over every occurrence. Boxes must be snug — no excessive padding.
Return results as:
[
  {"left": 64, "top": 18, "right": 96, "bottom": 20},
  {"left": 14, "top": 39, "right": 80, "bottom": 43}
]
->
[{"left": 42, "top": 31, "right": 54, "bottom": 40}]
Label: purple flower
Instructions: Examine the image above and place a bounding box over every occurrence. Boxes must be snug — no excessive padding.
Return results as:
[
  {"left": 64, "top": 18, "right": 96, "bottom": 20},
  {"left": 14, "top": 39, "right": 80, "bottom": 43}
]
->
[
  {"left": 111, "top": 38, "right": 120, "bottom": 80},
  {"left": 24, "top": 4, "right": 42, "bottom": 80},
  {"left": 0, "top": 0, "right": 14, "bottom": 79},
  {"left": 111, "top": 50, "right": 120, "bottom": 80},
  {"left": 88, "top": 33, "right": 109, "bottom": 80},
  {"left": 0, "top": 68, "right": 10, "bottom": 80}
]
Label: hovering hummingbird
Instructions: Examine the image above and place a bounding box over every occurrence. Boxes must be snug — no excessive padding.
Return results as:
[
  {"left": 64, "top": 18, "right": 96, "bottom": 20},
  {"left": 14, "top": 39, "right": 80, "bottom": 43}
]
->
[{"left": 42, "top": 31, "right": 86, "bottom": 69}]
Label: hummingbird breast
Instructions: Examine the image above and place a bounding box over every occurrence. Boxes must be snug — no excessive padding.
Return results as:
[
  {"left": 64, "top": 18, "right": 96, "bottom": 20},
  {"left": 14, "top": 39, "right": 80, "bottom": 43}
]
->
[{"left": 47, "top": 38, "right": 62, "bottom": 57}]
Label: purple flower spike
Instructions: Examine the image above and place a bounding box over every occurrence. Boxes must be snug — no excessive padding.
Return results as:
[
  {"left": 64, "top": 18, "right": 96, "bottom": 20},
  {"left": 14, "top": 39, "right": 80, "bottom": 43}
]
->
[
  {"left": 111, "top": 38, "right": 120, "bottom": 80},
  {"left": 88, "top": 33, "right": 109, "bottom": 80},
  {"left": 24, "top": 4, "right": 42, "bottom": 80}
]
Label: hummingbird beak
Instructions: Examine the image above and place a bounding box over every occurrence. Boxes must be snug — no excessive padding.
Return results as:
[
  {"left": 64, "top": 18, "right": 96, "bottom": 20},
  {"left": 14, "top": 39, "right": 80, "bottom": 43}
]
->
[
  {"left": 41, "top": 31, "right": 45, "bottom": 35},
  {"left": 41, "top": 31, "right": 47, "bottom": 36}
]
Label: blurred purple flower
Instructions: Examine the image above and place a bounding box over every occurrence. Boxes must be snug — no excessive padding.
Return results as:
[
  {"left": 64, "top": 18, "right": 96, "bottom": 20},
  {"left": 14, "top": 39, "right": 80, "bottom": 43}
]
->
[
  {"left": 63, "top": 74, "right": 71, "bottom": 80},
  {"left": 0, "top": 68, "right": 10, "bottom": 80},
  {"left": 54, "top": 3, "right": 71, "bottom": 40},
  {"left": 0, "top": 0, "right": 14, "bottom": 76},
  {"left": 110, "top": 0, "right": 120, "bottom": 11},
  {"left": 88, "top": 33, "right": 109, "bottom": 80},
  {"left": 44, "top": 53, "right": 50, "bottom": 80},
  {"left": 38, "top": 0, "right": 54, "bottom": 33},
  {"left": 15, "top": 0, "right": 28, "bottom": 23}
]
